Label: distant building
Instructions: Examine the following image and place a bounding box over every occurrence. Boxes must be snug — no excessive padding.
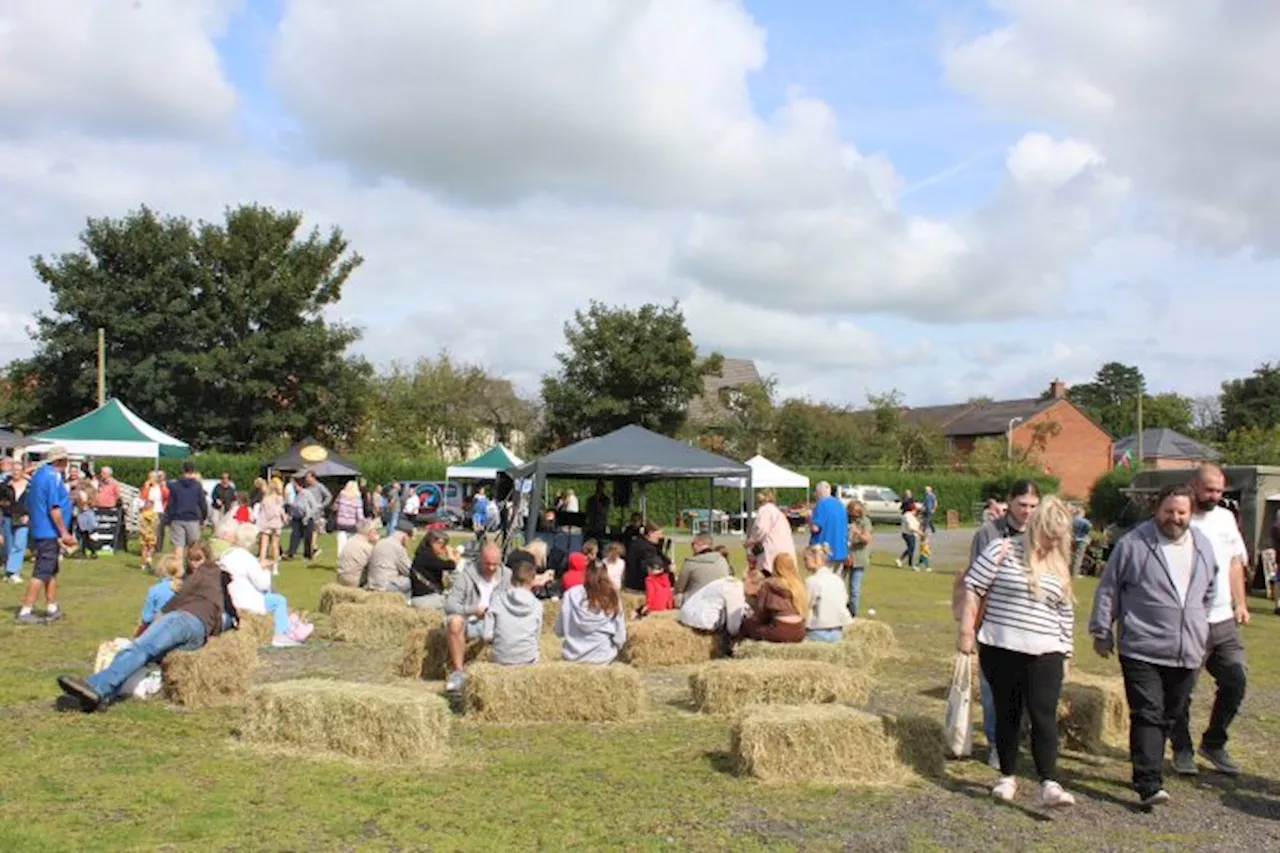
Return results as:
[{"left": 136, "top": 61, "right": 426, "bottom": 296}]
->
[
  {"left": 687, "top": 358, "right": 762, "bottom": 427},
  {"left": 1113, "top": 428, "right": 1222, "bottom": 470},
  {"left": 905, "top": 380, "right": 1113, "bottom": 498}
]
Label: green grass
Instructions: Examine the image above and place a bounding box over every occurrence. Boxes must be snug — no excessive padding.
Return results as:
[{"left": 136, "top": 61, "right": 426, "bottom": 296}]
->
[{"left": 0, "top": 537, "right": 1278, "bottom": 851}]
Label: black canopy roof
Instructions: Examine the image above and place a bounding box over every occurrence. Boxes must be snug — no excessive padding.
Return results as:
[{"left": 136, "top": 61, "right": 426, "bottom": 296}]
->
[
  {"left": 267, "top": 437, "right": 361, "bottom": 478},
  {"left": 508, "top": 424, "right": 749, "bottom": 481}
]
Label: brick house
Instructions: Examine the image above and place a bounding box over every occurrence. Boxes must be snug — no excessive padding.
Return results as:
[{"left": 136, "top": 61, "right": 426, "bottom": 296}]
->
[
  {"left": 1112, "top": 428, "right": 1222, "bottom": 471},
  {"left": 906, "top": 380, "right": 1114, "bottom": 498},
  {"left": 687, "top": 358, "right": 762, "bottom": 427}
]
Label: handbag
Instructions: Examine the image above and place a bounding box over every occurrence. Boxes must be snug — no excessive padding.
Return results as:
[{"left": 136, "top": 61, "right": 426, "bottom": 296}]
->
[{"left": 944, "top": 652, "right": 975, "bottom": 759}]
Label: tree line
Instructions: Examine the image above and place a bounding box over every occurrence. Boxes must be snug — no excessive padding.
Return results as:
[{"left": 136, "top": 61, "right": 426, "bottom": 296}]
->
[{"left": 2, "top": 204, "right": 1278, "bottom": 469}]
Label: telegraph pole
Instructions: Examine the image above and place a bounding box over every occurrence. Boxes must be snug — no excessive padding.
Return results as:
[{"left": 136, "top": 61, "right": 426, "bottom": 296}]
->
[{"left": 97, "top": 327, "right": 105, "bottom": 406}]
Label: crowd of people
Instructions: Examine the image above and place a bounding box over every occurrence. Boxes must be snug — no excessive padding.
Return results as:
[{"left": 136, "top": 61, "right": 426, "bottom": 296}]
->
[{"left": 953, "top": 464, "right": 1250, "bottom": 809}]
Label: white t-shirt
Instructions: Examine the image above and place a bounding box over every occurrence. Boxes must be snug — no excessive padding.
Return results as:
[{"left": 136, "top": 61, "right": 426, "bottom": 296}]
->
[
  {"left": 1158, "top": 532, "right": 1194, "bottom": 606},
  {"left": 477, "top": 574, "right": 499, "bottom": 612},
  {"left": 403, "top": 493, "right": 421, "bottom": 515},
  {"left": 604, "top": 557, "right": 625, "bottom": 591},
  {"left": 1191, "top": 507, "right": 1247, "bottom": 623}
]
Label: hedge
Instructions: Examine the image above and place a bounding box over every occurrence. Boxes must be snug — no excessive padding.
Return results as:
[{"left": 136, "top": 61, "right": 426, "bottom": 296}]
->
[
  {"left": 93, "top": 452, "right": 447, "bottom": 493},
  {"left": 1087, "top": 466, "right": 1141, "bottom": 528}
]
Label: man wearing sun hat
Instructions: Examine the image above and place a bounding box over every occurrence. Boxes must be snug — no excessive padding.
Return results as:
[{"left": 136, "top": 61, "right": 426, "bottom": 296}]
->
[{"left": 18, "top": 445, "right": 76, "bottom": 625}]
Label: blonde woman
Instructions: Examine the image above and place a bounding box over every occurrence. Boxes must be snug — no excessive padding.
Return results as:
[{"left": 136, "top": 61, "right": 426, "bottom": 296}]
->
[
  {"left": 257, "top": 480, "right": 285, "bottom": 566},
  {"left": 745, "top": 489, "right": 796, "bottom": 574},
  {"left": 957, "top": 495, "right": 1075, "bottom": 808},
  {"left": 803, "top": 544, "right": 852, "bottom": 642},
  {"left": 138, "top": 471, "right": 161, "bottom": 572},
  {"left": 740, "top": 552, "right": 808, "bottom": 643}
]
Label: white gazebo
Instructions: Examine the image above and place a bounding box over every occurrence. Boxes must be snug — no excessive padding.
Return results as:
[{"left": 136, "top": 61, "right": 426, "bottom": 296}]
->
[{"left": 713, "top": 454, "right": 809, "bottom": 492}]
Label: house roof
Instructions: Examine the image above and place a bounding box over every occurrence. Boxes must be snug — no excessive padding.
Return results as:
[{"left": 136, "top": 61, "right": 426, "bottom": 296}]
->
[
  {"left": 901, "top": 403, "right": 973, "bottom": 429},
  {"left": 687, "top": 358, "right": 761, "bottom": 424},
  {"left": 1114, "top": 428, "right": 1222, "bottom": 461},
  {"left": 904, "top": 397, "right": 1061, "bottom": 437}
]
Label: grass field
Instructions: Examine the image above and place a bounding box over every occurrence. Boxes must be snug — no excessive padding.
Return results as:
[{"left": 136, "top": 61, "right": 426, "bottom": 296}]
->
[{"left": 1, "top": 536, "right": 1278, "bottom": 852}]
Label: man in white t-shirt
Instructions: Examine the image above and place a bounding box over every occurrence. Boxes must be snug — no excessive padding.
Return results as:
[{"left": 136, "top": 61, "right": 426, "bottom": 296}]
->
[{"left": 1171, "top": 464, "right": 1248, "bottom": 777}]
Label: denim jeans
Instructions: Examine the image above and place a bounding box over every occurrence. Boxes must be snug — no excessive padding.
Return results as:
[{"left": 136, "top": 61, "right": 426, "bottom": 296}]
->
[
  {"left": 262, "top": 592, "right": 290, "bottom": 636},
  {"left": 806, "top": 628, "right": 843, "bottom": 643},
  {"left": 900, "top": 533, "right": 917, "bottom": 567},
  {"left": 1, "top": 515, "right": 9, "bottom": 556},
  {"left": 87, "top": 611, "right": 207, "bottom": 701},
  {"left": 5, "top": 523, "right": 26, "bottom": 575},
  {"left": 845, "top": 566, "right": 865, "bottom": 616},
  {"left": 287, "top": 518, "right": 315, "bottom": 559}
]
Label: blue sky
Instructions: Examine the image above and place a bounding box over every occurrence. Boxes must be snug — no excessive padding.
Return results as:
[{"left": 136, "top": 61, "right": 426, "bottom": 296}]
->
[{"left": 2, "top": 0, "right": 1277, "bottom": 410}]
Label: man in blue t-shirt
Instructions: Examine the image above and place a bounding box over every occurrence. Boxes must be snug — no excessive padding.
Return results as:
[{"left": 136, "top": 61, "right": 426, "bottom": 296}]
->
[
  {"left": 471, "top": 488, "right": 491, "bottom": 540},
  {"left": 809, "top": 481, "right": 848, "bottom": 568},
  {"left": 18, "top": 446, "right": 76, "bottom": 625},
  {"left": 922, "top": 486, "right": 938, "bottom": 534}
]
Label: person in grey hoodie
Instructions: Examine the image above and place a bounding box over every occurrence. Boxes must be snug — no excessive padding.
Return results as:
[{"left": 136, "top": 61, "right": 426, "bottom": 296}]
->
[
  {"left": 443, "top": 543, "right": 512, "bottom": 692},
  {"left": 482, "top": 559, "right": 543, "bottom": 665},
  {"left": 556, "top": 561, "right": 627, "bottom": 664},
  {"left": 674, "top": 533, "right": 731, "bottom": 605},
  {"left": 1089, "top": 483, "right": 1217, "bottom": 808}
]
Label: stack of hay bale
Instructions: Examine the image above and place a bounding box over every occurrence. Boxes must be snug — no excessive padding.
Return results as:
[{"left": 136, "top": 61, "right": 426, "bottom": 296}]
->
[
  {"left": 1058, "top": 671, "right": 1128, "bottom": 754},
  {"left": 399, "top": 625, "right": 564, "bottom": 680},
  {"left": 328, "top": 602, "right": 443, "bottom": 648},
  {"left": 462, "top": 662, "right": 647, "bottom": 724},
  {"left": 161, "top": 627, "right": 260, "bottom": 709},
  {"left": 317, "top": 583, "right": 408, "bottom": 614}
]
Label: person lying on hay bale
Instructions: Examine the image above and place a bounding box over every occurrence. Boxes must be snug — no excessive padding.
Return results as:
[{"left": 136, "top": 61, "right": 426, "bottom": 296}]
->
[
  {"left": 56, "top": 541, "right": 229, "bottom": 712},
  {"left": 556, "top": 561, "right": 627, "bottom": 663},
  {"left": 481, "top": 558, "right": 543, "bottom": 664},
  {"left": 219, "top": 521, "right": 313, "bottom": 647},
  {"left": 336, "top": 519, "right": 379, "bottom": 588}
]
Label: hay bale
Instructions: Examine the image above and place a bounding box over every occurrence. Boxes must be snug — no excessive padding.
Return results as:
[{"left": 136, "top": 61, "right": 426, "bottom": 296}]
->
[
  {"left": 1059, "top": 671, "right": 1128, "bottom": 753},
  {"left": 401, "top": 625, "right": 564, "bottom": 680},
  {"left": 541, "top": 598, "right": 560, "bottom": 635},
  {"left": 620, "top": 590, "right": 646, "bottom": 614},
  {"left": 689, "top": 659, "right": 871, "bottom": 716},
  {"left": 317, "top": 584, "right": 406, "bottom": 614},
  {"left": 620, "top": 618, "right": 727, "bottom": 667},
  {"left": 161, "top": 629, "right": 259, "bottom": 709},
  {"left": 329, "top": 602, "right": 442, "bottom": 648},
  {"left": 732, "top": 704, "right": 943, "bottom": 783},
  {"left": 462, "top": 662, "right": 646, "bottom": 723},
  {"left": 237, "top": 612, "right": 275, "bottom": 645},
  {"left": 841, "top": 619, "right": 900, "bottom": 659},
  {"left": 734, "top": 639, "right": 874, "bottom": 671},
  {"left": 242, "top": 679, "right": 450, "bottom": 764}
]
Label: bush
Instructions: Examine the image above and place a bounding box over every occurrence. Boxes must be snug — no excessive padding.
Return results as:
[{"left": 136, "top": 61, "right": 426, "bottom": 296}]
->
[
  {"left": 88, "top": 452, "right": 447, "bottom": 491},
  {"left": 1087, "top": 466, "right": 1139, "bottom": 528}
]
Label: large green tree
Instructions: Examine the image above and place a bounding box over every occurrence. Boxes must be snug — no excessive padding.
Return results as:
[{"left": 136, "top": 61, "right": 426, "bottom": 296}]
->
[
  {"left": 539, "top": 301, "right": 721, "bottom": 447},
  {"left": 1066, "top": 362, "right": 1193, "bottom": 437},
  {"left": 1221, "top": 363, "right": 1280, "bottom": 434},
  {"left": 4, "top": 205, "right": 371, "bottom": 449}
]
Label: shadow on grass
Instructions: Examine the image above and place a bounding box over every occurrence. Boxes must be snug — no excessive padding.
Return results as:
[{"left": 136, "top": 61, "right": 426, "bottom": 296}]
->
[
  {"left": 705, "top": 749, "right": 737, "bottom": 777},
  {"left": 1192, "top": 768, "right": 1280, "bottom": 820}
]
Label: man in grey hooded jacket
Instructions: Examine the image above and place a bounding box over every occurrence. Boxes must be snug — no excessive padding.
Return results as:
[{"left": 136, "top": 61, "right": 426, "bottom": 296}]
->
[
  {"left": 1089, "top": 483, "right": 1217, "bottom": 808},
  {"left": 443, "top": 542, "right": 512, "bottom": 692}
]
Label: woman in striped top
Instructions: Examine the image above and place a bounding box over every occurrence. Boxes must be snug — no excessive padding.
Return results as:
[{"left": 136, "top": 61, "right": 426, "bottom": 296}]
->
[{"left": 957, "top": 495, "right": 1076, "bottom": 808}]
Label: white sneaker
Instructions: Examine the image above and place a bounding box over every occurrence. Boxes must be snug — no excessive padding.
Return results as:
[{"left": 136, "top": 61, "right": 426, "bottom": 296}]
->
[
  {"left": 991, "top": 776, "right": 1017, "bottom": 802},
  {"left": 1140, "top": 789, "right": 1171, "bottom": 807},
  {"left": 271, "top": 634, "right": 301, "bottom": 648},
  {"left": 895, "top": 558, "right": 902, "bottom": 568},
  {"left": 1038, "top": 780, "right": 1075, "bottom": 808},
  {"left": 445, "top": 670, "right": 465, "bottom": 693}
]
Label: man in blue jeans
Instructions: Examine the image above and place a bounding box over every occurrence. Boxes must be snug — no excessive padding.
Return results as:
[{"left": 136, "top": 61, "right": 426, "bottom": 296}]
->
[{"left": 56, "top": 541, "right": 228, "bottom": 712}]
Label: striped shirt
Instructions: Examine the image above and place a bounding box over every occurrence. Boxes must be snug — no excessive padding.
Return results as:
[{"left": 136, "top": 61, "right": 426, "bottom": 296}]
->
[{"left": 964, "top": 537, "right": 1073, "bottom": 656}]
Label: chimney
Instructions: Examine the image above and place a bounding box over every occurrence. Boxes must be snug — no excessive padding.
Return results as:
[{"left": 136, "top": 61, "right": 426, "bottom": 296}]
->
[{"left": 1049, "top": 379, "right": 1068, "bottom": 400}]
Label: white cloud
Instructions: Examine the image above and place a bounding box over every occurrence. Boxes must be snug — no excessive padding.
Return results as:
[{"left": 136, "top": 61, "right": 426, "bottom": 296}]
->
[
  {"left": 946, "top": 0, "right": 1280, "bottom": 252},
  {"left": 0, "top": 0, "right": 239, "bottom": 139}
]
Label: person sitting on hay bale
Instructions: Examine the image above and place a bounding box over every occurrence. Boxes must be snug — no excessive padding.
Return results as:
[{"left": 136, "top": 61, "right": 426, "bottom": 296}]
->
[
  {"left": 366, "top": 519, "right": 416, "bottom": 595},
  {"left": 506, "top": 539, "right": 561, "bottom": 597},
  {"left": 678, "top": 575, "right": 747, "bottom": 637},
  {"left": 631, "top": 554, "right": 676, "bottom": 619},
  {"left": 738, "top": 553, "right": 806, "bottom": 644},
  {"left": 410, "top": 529, "right": 458, "bottom": 609},
  {"left": 56, "top": 541, "right": 228, "bottom": 712},
  {"left": 674, "top": 533, "right": 731, "bottom": 606},
  {"left": 443, "top": 542, "right": 512, "bottom": 693},
  {"left": 220, "top": 522, "right": 313, "bottom": 648},
  {"left": 336, "top": 520, "right": 378, "bottom": 588},
  {"left": 137, "top": 555, "right": 183, "bottom": 636},
  {"left": 556, "top": 560, "right": 627, "bottom": 663},
  {"left": 482, "top": 557, "right": 543, "bottom": 664},
  {"left": 803, "top": 544, "right": 853, "bottom": 643}
]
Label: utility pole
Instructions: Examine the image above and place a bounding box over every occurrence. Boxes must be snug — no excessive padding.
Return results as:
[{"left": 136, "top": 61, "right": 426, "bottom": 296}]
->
[
  {"left": 96, "top": 327, "right": 106, "bottom": 407},
  {"left": 1135, "top": 381, "right": 1144, "bottom": 468}
]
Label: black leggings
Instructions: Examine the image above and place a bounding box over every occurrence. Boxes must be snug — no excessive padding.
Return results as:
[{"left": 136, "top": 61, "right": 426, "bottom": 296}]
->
[{"left": 979, "top": 644, "right": 1065, "bottom": 781}]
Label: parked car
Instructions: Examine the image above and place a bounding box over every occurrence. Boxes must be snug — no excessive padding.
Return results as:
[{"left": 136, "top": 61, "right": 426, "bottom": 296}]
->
[{"left": 836, "top": 484, "right": 904, "bottom": 523}]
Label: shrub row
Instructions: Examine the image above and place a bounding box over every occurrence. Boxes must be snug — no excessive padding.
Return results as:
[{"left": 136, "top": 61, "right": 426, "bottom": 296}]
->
[{"left": 95, "top": 452, "right": 447, "bottom": 493}]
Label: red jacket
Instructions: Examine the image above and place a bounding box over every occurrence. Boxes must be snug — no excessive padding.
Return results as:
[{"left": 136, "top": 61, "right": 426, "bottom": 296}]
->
[
  {"left": 645, "top": 572, "right": 674, "bottom": 612},
  {"left": 233, "top": 505, "right": 252, "bottom": 524},
  {"left": 561, "top": 553, "right": 588, "bottom": 591}
]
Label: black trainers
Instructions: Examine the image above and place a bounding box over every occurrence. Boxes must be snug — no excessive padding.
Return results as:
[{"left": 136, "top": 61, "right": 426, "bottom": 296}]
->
[
  {"left": 1198, "top": 745, "right": 1241, "bottom": 776},
  {"left": 1172, "top": 748, "right": 1199, "bottom": 776},
  {"left": 56, "top": 676, "right": 106, "bottom": 713}
]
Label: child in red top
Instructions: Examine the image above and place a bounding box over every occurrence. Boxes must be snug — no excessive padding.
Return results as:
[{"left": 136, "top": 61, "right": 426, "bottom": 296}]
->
[
  {"left": 233, "top": 491, "right": 253, "bottom": 524},
  {"left": 642, "top": 558, "right": 675, "bottom": 614},
  {"left": 561, "top": 552, "right": 588, "bottom": 591}
]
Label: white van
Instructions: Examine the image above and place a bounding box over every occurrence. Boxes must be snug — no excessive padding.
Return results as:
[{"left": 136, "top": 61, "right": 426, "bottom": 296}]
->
[{"left": 836, "top": 484, "right": 903, "bottom": 523}]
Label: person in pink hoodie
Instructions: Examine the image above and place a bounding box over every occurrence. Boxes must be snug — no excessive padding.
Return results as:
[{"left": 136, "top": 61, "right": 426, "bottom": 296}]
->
[{"left": 746, "top": 489, "right": 796, "bottom": 574}]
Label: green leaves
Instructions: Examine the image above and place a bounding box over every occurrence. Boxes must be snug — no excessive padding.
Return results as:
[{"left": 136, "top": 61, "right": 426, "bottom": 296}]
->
[{"left": 6, "top": 205, "right": 370, "bottom": 450}]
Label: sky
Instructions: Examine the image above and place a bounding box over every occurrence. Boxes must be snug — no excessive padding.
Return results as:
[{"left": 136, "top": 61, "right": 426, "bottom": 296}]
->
[{"left": 1, "top": 0, "right": 1277, "bottom": 410}]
